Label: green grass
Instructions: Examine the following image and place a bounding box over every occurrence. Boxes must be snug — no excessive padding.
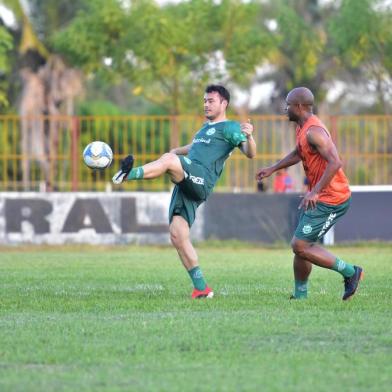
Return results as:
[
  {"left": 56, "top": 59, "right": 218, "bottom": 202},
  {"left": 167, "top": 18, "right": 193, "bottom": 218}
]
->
[{"left": 0, "top": 244, "right": 391, "bottom": 391}]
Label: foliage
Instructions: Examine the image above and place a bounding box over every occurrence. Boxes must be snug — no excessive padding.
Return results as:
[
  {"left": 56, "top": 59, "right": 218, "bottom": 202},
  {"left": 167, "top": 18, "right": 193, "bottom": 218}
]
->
[
  {"left": 329, "top": 0, "right": 384, "bottom": 67},
  {"left": 25, "top": 0, "right": 83, "bottom": 45},
  {"left": 0, "top": 26, "right": 13, "bottom": 107},
  {"left": 259, "top": 0, "right": 337, "bottom": 108},
  {"left": 78, "top": 99, "right": 127, "bottom": 116},
  {"left": 275, "top": 3, "right": 325, "bottom": 87},
  {"left": 329, "top": 0, "right": 392, "bottom": 112},
  {"left": 220, "top": 0, "right": 275, "bottom": 87},
  {"left": 53, "top": 0, "right": 274, "bottom": 114},
  {"left": 1, "top": 0, "right": 392, "bottom": 113},
  {"left": 2, "top": 0, "right": 48, "bottom": 58}
]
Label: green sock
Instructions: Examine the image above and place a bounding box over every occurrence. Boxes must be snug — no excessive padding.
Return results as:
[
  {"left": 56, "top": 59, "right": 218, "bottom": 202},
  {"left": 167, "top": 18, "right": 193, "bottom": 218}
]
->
[
  {"left": 188, "top": 266, "right": 207, "bottom": 291},
  {"left": 127, "top": 167, "right": 144, "bottom": 180},
  {"left": 294, "top": 279, "right": 308, "bottom": 299},
  {"left": 332, "top": 257, "right": 355, "bottom": 278}
]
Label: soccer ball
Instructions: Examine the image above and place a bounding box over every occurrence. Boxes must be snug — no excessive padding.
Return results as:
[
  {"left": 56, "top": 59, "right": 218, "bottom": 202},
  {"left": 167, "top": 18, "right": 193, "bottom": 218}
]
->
[{"left": 83, "top": 141, "right": 113, "bottom": 169}]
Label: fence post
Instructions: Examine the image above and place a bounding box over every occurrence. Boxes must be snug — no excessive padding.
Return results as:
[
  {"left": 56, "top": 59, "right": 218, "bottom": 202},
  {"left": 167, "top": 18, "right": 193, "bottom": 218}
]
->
[
  {"left": 71, "top": 116, "right": 80, "bottom": 191},
  {"left": 170, "top": 116, "right": 179, "bottom": 150}
]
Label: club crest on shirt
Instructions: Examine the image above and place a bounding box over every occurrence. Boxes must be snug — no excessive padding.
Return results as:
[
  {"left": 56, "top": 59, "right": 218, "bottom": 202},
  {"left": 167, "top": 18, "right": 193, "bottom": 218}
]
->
[
  {"left": 206, "top": 128, "right": 216, "bottom": 136},
  {"left": 302, "top": 225, "right": 312, "bottom": 234}
]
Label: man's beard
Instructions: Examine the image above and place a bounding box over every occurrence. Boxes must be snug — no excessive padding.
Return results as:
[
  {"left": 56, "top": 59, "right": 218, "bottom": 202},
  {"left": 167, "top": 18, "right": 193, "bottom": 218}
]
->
[{"left": 288, "top": 111, "right": 299, "bottom": 122}]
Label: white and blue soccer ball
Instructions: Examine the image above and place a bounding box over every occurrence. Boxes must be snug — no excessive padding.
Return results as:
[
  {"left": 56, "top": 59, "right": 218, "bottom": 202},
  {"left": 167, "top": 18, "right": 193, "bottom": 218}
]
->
[{"left": 83, "top": 141, "right": 113, "bottom": 169}]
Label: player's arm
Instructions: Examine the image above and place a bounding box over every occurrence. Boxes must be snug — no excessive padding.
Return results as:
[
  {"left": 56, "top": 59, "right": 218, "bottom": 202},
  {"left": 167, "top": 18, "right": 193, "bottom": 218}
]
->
[
  {"left": 256, "top": 148, "right": 301, "bottom": 181},
  {"left": 307, "top": 126, "right": 342, "bottom": 194},
  {"left": 170, "top": 144, "right": 192, "bottom": 155},
  {"left": 299, "top": 126, "right": 342, "bottom": 210},
  {"left": 239, "top": 120, "right": 256, "bottom": 159}
]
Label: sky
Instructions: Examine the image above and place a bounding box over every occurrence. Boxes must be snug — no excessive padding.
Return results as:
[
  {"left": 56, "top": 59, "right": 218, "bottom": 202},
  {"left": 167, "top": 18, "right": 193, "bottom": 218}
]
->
[{"left": 0, "top": 4, "right": 16, "bottom": 28}]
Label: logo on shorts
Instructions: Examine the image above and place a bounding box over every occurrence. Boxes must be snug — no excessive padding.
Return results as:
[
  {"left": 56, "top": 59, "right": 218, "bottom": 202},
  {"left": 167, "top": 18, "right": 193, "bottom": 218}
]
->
[
  {"left": 183, "top": 157, "right": 192, "bottom": 164},
  {"left": 317, "top": 213, "right": 337, "bottom": 238},
  {"left": 206, "top": 128, "right": 216, "bottom": 136},
  {"left": 302, "top": 225, "right": 313, "bottom": 235},
  {"left": 189, "top": 175, "right": 204, "bottom": 185}
]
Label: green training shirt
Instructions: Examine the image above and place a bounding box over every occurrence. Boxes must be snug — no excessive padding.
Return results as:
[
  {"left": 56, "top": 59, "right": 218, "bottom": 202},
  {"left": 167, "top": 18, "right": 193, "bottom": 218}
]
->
[{"left": 187, "top": 120, "right": 246, "bottom": 190}]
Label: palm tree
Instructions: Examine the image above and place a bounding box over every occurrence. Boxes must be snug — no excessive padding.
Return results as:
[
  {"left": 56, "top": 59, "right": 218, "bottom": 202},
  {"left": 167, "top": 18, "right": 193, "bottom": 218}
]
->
[{"left": 2, "top": 0, "right": 83, "bottom": 190}]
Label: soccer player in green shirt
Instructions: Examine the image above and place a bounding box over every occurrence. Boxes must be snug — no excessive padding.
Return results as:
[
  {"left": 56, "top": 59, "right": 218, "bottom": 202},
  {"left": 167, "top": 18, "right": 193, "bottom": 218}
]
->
[{"left": 113, "top": 85, "right": 256, "bottom": 298}]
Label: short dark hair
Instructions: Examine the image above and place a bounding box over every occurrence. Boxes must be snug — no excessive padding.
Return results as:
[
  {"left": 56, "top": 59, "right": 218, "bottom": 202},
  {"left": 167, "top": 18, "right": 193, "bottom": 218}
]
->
[{"left": 205, "top": 84, "right": 230, "bottom": 105}]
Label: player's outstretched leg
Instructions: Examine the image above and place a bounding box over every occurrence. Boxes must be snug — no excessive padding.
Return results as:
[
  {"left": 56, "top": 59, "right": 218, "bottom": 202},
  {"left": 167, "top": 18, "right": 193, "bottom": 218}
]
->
[
  {"left": 170, "top": 215, "right": 213, "bottom": 299},
  {"left": 112, "top": 153, "right": 184, "bottom": 184}
]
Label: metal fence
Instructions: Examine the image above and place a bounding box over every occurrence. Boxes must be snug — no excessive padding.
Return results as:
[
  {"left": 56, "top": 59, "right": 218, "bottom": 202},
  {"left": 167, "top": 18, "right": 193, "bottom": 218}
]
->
[{"left": 0, "top": 115, "right": 391, "bottom": 192}]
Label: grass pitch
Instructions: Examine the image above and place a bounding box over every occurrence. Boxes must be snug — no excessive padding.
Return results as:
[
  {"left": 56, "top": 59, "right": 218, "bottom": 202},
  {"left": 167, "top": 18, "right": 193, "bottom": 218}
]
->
[{"left": 0, "top": 244, "right": 391, "bottom": 391}]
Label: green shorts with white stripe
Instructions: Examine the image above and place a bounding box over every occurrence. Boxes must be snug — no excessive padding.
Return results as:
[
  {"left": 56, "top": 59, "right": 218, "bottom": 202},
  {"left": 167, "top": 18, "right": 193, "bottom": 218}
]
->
[{"left": 294, "top": 197, "right": 351, "bottom": 243}]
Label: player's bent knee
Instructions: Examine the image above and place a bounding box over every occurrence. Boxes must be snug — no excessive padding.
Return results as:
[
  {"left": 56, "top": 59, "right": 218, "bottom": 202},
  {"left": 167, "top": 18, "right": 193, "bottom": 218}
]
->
[
  {"left": 160, "top": 152, "right": 178, "bottom": 165},
  {"left": 169, "top": 224, "right": 188, "bottom": 248},
  {"left": 291, "top": 238, "right": 309, "bottom": 257},
  {"left": 169, "top": 229, "right": 179, "bottom": 247},
  {"left": 159, "top": 153, "right": 181, "bottom": 174},
  {"left": 170, "top": 233, "right": 186, "bottom": 250}
]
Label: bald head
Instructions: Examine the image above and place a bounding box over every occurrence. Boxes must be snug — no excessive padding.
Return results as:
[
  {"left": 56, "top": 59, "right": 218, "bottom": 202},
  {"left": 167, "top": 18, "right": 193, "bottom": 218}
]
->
[
  {"left": 285, "top": 87, "right": 315, "bottom": 123},
  {"left": 286, "top": 87, "right": 314, "bottom": 107}
]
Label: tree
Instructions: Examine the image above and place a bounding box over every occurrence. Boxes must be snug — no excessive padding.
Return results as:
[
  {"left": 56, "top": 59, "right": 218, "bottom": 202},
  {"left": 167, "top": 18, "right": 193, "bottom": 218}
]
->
[
  {"left": 0, "top": 0, "right": 85, "bottom": 111},
  {"left": 3, "top": 0, "right": 392, "bottom": 115},
  {"left": 253, "top": 0, "right": 338, "bottom": 113},
  {"left": 2, "top": 0, "right": 48, "bottom": 60},
  {"left": 0, "top": 24, "right": 13, "bottom": 107},
  {"left": 52, "top": 0, "right": 274, "bottom": 115},
  {"left": 52, "top": 0, "right": 214, "bottom": 114},
  {"left": 1, "top": 0, "right": 84, "bottom": 189},
  {"left": 329, "top": 0, "right": 392, "bottom": 113},
  {"left": 217, "top": 0, "right": 275, "bottom": 112}
]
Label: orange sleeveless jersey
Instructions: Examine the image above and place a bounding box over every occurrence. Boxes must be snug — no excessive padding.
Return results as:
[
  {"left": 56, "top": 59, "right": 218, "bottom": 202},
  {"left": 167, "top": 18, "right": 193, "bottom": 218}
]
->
[{"left": 296, "top": 115, "right": 351, "bottom": 205}]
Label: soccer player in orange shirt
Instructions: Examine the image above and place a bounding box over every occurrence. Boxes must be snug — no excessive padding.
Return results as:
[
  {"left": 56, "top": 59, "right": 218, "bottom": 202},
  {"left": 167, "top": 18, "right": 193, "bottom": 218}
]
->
[{"left": 256, "top": 87, "right": 363, "bottom": 300}]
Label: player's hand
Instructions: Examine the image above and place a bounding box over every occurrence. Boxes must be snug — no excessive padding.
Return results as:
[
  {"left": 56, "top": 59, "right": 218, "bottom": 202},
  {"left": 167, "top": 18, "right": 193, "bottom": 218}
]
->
[
  {"left": 240, "top": 119, "right": 254, "bottom": 139},
  {"left": 255, "top": 166, "right": 274, "bottom": 182},
  {"left": 299, "top": 190, "right": 319, "bottom": 210}
]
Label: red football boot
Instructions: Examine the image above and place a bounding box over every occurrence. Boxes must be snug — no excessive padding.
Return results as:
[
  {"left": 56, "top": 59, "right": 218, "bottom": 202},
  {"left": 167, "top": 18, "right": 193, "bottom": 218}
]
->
[{"left": 191, "top": 286, "right": 214, "bottom": 299}]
